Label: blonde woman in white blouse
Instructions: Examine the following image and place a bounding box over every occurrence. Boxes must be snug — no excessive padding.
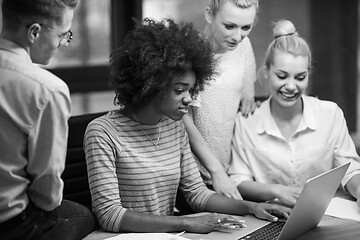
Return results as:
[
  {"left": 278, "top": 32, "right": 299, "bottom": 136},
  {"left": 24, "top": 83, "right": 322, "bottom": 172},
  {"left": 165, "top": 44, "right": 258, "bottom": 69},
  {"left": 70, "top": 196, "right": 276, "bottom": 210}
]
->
[{"left": 229, "top": 19, "right": 360, "bottom": 208}]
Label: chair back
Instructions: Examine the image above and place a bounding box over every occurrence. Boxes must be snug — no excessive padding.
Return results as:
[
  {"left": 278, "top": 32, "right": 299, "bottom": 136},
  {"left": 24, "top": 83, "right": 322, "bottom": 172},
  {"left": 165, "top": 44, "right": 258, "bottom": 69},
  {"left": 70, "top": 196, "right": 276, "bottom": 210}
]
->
[{"left": 62, "top": 111, "right": 107, "bottom": 208}]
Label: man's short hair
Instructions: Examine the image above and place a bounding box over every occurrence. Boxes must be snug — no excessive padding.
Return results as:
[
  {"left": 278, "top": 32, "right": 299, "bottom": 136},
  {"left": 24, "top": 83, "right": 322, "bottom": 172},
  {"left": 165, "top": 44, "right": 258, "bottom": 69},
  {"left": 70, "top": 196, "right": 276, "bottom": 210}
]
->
[{"left": 1, "top": 0, "right": 80, "bottom": 31}]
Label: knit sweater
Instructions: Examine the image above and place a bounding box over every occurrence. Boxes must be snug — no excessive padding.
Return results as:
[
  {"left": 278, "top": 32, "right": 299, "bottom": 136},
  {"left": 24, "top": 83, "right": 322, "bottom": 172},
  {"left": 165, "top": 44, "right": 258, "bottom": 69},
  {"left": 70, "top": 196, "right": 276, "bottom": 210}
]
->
[
  {"left": 192, "top": 37, "right": 257, "bottom": 183},
  {"left": 84, "top": 111, "right": 214, "bottom": 232}
]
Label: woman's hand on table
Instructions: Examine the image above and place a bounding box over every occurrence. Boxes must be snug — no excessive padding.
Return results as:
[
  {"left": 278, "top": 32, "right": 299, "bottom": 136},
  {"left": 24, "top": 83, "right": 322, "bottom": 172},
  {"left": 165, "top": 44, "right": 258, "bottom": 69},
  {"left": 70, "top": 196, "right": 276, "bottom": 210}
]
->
[{"left": 181, "top": 213, "right": 246, "bottom": 233}]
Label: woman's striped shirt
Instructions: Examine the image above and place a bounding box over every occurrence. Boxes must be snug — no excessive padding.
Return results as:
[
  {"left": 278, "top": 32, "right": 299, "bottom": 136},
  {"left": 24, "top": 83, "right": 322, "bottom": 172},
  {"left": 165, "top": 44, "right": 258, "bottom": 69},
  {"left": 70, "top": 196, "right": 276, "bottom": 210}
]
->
[{"left": 84, "top": 110, "right": 214, "bottom": 232}]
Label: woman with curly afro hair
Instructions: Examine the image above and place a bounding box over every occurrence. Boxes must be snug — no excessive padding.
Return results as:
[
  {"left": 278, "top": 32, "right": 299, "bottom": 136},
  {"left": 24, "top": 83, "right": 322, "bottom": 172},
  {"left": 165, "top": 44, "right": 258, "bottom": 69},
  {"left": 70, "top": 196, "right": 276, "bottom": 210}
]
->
[{"left": 84, "top": 18, "right": 289, "bottom": 234}]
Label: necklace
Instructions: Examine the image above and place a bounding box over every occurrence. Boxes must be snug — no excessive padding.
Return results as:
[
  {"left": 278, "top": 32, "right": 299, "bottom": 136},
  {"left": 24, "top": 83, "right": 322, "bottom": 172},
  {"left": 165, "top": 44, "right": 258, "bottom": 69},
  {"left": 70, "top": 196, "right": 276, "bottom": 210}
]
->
[{"left": 132, "top": 112, "right": 161, "bottom": 146}]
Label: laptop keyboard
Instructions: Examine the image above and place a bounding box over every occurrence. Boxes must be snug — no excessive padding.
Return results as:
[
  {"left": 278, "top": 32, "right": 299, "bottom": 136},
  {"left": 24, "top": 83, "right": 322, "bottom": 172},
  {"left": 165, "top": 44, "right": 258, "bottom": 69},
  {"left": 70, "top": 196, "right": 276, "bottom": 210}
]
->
[{"left": 237, "top": 221, "right": 286, "bottom": 240}]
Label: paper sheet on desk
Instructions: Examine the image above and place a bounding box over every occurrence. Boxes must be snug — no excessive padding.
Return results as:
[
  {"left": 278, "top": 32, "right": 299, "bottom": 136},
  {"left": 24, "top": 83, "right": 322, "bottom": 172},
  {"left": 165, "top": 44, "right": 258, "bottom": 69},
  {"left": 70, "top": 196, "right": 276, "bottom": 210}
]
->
[
  {"left": 325, "top": 197, "right": 360, "bottom": 221},
  {"left": 104, "top": 233, "right": 190, "bottom": 240}
]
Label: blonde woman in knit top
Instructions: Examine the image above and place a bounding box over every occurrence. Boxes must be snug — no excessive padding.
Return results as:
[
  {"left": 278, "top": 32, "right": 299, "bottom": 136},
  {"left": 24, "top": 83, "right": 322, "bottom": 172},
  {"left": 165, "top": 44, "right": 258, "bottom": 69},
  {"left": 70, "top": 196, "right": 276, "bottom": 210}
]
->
[{"left": 183, "top": 0, "right": 258, "bottom": 199}]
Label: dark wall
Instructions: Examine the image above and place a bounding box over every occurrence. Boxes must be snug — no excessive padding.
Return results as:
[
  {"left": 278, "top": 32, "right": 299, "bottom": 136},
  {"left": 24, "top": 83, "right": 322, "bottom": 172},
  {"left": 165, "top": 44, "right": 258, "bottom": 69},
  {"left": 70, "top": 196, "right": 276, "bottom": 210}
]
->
[
  {"left": 53, "top": 0, "right": 359, "bottom": 131},
  {"left": 310, "top": 0, "right": 358, "bottom": 131},
  {"left": 252, "top": 0, "right": 358, "bottom": 132},
  {"left": 252, "top": 0, "right": 311, "bottom": 96}
]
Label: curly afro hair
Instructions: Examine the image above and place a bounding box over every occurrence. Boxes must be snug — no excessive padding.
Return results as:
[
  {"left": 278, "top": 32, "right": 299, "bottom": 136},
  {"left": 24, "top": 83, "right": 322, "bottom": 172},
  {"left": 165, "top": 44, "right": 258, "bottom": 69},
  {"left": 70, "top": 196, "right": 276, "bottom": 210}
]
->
[{"left": 109, "top": 18, "right": 217, "bottom": 109}]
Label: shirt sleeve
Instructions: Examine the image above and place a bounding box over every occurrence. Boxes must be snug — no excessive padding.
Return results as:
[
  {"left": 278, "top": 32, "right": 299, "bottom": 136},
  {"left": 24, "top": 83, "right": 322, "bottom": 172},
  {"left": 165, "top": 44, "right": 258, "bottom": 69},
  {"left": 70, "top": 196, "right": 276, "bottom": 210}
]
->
[
  {"left": 228, "top": 114, "right": 254, "bottom": 186},
  {"left": 27, "top": 89, "right": 71, "bottom": 211},
  {"left": 84, "top": 120, "right": 127, "bottom": 233},
  {"left": 178, "top": 123, "right": 215, "bottom": 212},
  {"left": 333, "top": 106, "right": 360, "bottom": 187},
  {"left": 240, "top": 37, "right": 256, "bottom": 100}
]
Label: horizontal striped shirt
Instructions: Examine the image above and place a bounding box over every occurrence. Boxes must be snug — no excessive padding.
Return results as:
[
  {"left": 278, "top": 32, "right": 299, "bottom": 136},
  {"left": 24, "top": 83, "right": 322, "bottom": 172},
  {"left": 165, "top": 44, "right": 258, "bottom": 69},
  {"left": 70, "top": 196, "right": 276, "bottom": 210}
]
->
[{"left": 84, "top": 110, "right": 214, "bottom": 232}]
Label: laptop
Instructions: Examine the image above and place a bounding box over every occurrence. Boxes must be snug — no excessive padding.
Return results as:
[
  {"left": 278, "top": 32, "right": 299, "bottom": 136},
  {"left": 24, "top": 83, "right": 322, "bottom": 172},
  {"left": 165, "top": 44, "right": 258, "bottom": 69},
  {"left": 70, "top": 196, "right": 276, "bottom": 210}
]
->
[{"left": 237, "top": 162, "right": 350, "bottom": 240}]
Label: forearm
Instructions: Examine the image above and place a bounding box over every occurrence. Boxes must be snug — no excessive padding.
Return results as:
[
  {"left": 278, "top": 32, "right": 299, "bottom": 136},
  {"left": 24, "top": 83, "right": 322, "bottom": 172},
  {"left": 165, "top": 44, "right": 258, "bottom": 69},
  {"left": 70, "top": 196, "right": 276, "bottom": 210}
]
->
[
  {"left": 120, "top": 210, "right": 188, "bottom": 233},
  {"left": 345, "top": 174, "right": 360, "bottom": 200},
  {"left": 204, "top": 193, "right": 255, "bottom": 216},
  {"left": 194, "top": 141, "right": 225, "bottom": 176},
  {"left": 182, "top": 114, "right": 225, "bottom": 175},
  {"left": 238, "top": 181, "right": 276, "bottom": 202}
]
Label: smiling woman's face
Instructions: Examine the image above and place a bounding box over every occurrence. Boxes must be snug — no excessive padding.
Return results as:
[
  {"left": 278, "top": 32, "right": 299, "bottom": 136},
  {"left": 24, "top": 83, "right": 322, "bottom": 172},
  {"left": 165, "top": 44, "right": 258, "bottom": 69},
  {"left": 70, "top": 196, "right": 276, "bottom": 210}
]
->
[
  {"left": 266, "top": 50, "right": 309, "bottom": 109},
  {"left": 207, "top": 0, "right": 256, "bottom": 53}
]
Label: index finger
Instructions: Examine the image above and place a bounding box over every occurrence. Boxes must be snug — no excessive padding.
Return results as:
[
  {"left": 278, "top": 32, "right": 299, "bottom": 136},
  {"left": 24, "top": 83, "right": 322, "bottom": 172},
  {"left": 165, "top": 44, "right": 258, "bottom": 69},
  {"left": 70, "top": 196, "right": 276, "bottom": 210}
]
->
[{"left": 271, "top": 206, "right": 291, "bottom": 220}]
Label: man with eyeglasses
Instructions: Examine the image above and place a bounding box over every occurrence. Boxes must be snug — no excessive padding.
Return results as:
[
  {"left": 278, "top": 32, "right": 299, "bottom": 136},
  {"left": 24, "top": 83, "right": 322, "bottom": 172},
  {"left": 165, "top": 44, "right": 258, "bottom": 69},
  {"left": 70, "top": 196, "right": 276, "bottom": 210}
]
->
[{"left": 0, "top": 0, "right": 97, "bottom": 239}]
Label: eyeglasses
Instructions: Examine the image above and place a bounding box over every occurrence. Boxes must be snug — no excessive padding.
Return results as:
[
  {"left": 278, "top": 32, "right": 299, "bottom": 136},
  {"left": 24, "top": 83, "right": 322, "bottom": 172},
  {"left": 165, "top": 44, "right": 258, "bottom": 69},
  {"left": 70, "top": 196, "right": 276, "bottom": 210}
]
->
[
  {"left": 27, "top": 23, "right": 73, "bottom": 47},
  {"left": 41, "top": 24, "right": 73, "bottom": 47}
]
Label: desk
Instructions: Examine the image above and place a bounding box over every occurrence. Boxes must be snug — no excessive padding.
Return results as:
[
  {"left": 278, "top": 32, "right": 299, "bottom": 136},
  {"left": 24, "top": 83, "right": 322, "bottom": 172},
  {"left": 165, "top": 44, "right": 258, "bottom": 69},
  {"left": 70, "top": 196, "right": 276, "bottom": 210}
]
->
[
  {"left": 183, "top": 214, "right": 360, "bottom": 240},
  {"left": 83, "top": 193, "right": 360, "bottom": 240}
]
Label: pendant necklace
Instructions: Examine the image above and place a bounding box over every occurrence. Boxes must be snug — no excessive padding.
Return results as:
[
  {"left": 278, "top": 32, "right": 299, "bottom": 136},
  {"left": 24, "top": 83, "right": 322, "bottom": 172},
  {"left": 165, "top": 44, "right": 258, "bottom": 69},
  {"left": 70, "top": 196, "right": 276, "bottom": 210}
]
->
[{"left": 132, "top": 112, "right": 161, "bottom": 146}]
